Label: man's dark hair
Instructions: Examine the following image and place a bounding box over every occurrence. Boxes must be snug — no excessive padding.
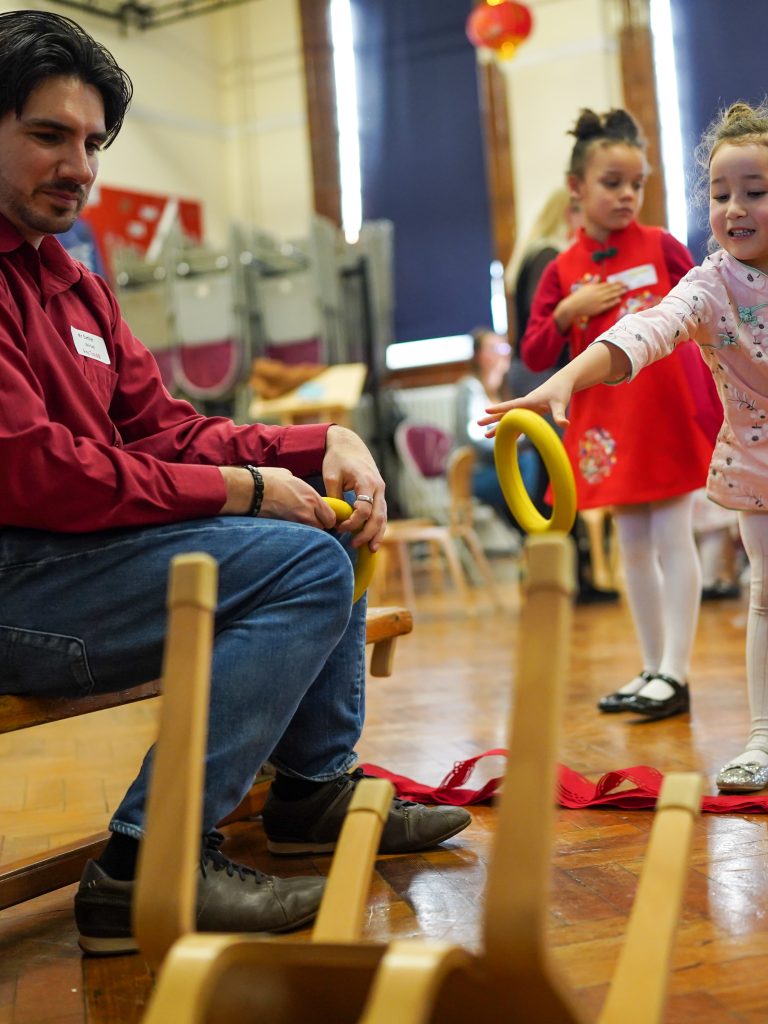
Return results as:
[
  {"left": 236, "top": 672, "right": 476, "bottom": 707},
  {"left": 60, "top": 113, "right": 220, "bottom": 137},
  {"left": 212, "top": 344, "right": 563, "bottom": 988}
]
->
[{"left": 0, "top": 10, "right": 133, "bottom": 147}]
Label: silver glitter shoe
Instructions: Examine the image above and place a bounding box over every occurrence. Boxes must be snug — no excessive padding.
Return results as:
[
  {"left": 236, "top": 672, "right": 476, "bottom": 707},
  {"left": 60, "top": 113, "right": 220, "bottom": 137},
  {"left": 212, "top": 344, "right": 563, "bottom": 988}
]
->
[{"left": 715, "top": 761, "right": 768, "bottom": 793}]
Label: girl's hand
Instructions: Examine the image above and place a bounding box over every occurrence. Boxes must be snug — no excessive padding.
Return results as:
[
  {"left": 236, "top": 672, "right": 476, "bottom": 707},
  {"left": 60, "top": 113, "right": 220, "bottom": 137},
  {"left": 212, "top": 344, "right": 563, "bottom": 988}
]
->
[
  {"left": 555, "top": 281, "right": 626, "bottom": 331},
  {"left": 478, "top": 378, "right": 575, "bottom": 437}
]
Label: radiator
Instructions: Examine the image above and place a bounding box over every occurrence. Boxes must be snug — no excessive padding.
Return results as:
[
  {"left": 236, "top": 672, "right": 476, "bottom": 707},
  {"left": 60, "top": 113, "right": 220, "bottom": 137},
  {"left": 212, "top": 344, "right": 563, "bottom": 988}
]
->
[{"left": 390, "top": 384, "right": 458, "bottom": 437}]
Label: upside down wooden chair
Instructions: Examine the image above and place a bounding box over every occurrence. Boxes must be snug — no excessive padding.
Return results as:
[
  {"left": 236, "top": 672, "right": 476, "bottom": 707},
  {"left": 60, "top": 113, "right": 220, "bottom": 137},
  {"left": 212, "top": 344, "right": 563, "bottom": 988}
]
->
[
  {"left": 0, "top": 595, "right": 412, "bottom": 913},
  {"left": 123, "top": 550, "right": 395, "bottom": 971},
  {"left": 139, "top": 533, "right": 703, "bottom": 1024}
]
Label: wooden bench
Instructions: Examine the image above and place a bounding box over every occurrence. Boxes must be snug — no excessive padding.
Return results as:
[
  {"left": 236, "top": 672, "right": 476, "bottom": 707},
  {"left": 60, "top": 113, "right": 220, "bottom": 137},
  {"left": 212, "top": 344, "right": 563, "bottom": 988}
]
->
[{"left": 0, "top": 605, "right": 412, "bottom": 912}]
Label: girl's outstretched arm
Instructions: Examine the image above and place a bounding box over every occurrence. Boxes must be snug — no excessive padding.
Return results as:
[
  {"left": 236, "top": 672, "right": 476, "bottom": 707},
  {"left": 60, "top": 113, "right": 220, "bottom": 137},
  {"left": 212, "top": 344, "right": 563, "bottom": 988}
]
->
[{"left": 478, "top": 341, "right": 632, "bottom": 436}]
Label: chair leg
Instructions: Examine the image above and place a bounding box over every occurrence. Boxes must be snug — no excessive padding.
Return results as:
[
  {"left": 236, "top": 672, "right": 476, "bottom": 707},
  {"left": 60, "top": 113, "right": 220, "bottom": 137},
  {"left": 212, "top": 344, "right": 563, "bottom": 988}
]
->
[
  {"left": 436, "top": 536, "right": 470, "bottom": 607},
  {"left": 395, "top": 541, "right": 417, "bottom": 610},
  {"left": 457, "top": 527, "right": 504, "bottom": 610},
  {"left": 580, "top": 508, "right": 614, "bottom": 590},
  {"left": 427, "top": 540, "right": 445, "bottom": 591}
]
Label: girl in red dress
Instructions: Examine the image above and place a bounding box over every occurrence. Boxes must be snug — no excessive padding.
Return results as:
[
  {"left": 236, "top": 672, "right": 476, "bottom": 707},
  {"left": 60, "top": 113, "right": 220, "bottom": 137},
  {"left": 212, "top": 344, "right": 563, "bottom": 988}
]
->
[{"left": 506, "top": 109, "right": 720, "bottom": 721}]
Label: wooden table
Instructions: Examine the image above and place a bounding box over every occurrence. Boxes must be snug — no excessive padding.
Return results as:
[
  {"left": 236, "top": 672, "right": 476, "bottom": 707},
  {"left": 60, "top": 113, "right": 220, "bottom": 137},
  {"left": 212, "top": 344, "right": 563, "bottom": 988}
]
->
[{"left": 248, "top": 362, "right": 368, "bottom": 426}]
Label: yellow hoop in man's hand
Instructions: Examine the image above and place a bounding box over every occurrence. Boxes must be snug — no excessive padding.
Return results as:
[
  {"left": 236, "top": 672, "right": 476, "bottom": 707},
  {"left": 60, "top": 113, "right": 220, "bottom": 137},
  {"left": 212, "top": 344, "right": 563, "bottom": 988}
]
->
[
  {"left": 323, "top": 497, "right": 377, "bottom": 602},
  {"left": 494, "top": 409, "right": 577, "bottom": 534}
]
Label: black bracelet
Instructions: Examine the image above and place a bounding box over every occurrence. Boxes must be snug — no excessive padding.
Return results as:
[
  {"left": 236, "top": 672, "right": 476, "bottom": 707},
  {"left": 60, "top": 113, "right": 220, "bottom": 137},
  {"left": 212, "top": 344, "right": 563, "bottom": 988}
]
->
[{"left": 244, "top": 464, "right": 264, "bottom": 517}]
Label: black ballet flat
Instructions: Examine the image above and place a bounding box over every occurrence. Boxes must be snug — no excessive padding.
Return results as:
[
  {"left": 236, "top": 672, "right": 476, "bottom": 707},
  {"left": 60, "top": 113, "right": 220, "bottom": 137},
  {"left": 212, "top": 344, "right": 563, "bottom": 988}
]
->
[
  {"left": 626, "top": 672, "right": 690, "bottom": 722},
  {"left": 597, "top": 670, "right": 655, "bottom": 713}
]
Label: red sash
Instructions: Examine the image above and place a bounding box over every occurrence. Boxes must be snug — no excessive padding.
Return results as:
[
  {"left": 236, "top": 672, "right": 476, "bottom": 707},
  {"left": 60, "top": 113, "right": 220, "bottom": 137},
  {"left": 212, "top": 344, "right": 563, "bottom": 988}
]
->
[{"left": 361, "top": 755, "right": 768, "bottom": 814}]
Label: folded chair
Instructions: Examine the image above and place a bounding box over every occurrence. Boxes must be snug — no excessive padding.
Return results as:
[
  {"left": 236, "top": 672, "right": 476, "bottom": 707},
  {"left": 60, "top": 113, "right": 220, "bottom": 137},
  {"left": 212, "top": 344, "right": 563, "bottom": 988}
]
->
[
  {"left": 0, "top": 605, "right": 412, "bottom": 912},
  {"left": 140, "top": 534, "right": 702, "bottom": 1024}
]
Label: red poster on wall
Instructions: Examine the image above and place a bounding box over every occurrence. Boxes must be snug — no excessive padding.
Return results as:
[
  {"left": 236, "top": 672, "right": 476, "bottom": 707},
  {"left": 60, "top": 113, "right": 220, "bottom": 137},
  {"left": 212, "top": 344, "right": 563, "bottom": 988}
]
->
[{"left": 79, "top": 183, "right": 204, "bottom": 279}]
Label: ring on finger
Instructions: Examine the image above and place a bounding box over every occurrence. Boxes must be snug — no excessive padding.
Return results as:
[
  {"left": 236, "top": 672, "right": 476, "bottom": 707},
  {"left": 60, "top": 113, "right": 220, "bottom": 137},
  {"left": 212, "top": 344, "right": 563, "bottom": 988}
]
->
[{"left": 356, "top": 494, "right": 374, "bottom": 505}]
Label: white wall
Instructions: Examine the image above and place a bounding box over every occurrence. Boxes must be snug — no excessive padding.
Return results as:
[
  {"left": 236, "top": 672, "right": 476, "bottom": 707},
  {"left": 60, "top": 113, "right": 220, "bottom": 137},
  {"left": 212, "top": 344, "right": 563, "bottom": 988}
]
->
[
  {"left": 1, "top": 1, "right": 313, "bottom": 247},
  {"left": 498, "top": 0, "right": 622, "bottom": 250},
  {"left": 216, "top": 1, "right": 313, "bottom": 241}
]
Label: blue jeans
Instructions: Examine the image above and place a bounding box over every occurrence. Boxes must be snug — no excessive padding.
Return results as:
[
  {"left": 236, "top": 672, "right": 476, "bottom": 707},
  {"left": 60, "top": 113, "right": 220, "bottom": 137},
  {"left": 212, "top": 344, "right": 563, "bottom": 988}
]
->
[
  {"left": 0, "top": 514, "right": 366, "bottom": 839},
  {"left": 473, "top": 446, "right": 546, "bottom": 530}
]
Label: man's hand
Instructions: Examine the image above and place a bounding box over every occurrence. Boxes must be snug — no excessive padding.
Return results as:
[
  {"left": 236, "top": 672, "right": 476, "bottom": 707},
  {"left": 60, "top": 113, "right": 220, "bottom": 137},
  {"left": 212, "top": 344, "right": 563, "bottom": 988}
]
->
[
  {"left": 323, "top": 425, "right": 387, "bottom": 551},
  {"left": 218, "top": 466, "right": 336, "bottom": 528}
]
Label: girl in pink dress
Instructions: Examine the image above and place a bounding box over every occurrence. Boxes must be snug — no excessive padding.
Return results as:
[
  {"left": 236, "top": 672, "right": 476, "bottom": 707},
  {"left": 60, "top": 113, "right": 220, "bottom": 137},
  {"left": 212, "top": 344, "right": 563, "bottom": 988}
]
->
[{"left": 482, "top": 101, "right": 768, "bottom": 793}]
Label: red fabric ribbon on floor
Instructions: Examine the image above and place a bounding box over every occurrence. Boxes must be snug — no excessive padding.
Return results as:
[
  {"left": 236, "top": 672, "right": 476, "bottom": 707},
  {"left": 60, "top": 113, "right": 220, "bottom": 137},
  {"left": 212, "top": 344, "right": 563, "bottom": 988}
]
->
[{"left": 360, "top": 754, "right": 768, "bottom": 813}]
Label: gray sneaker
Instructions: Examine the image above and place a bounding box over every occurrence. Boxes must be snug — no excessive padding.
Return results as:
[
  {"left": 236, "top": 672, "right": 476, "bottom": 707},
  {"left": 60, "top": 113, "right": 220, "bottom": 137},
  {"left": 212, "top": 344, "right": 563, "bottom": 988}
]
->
[
  {"left": 262, "top": 768, "right": 472, "bottom": 855},
  {"left": 74, "top": 832, "right": 324, "bottom": 955}
]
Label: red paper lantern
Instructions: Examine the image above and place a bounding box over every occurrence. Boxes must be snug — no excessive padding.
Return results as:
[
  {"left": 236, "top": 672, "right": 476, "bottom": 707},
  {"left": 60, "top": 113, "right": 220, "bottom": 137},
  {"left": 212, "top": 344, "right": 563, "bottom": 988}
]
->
[{"left": 466, "top": 1, "right": 534, "bottom": 60}]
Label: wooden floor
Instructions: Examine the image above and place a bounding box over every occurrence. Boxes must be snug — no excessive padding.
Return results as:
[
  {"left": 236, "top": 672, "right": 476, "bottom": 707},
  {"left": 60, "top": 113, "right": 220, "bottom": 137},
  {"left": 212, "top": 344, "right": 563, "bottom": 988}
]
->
[{"left": 2, "top": 559, "right": 765, "bottom": 1023}]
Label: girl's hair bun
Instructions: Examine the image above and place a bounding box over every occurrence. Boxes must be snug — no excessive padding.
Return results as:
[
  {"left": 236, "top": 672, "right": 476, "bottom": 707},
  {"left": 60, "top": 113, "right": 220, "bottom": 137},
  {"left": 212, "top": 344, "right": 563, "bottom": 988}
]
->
[
  {"left": 603, "top": 108, "right": 643, "bottom": 144},
  {"left": 567, "top": 107, "right": 645, "bottom": 177},
  {"left": 570, "top": 109, "right": 603, "bottom": 142},
  {"left": 723, "top": 101, "right": 757, "bottom": 126}
]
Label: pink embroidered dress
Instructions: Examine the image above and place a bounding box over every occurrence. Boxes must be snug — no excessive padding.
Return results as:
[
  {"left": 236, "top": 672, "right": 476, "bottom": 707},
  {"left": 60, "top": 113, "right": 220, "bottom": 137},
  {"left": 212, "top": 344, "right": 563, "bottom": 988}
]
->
[{"left": 597, "top": 249, "right": 768, "bottom": 511}]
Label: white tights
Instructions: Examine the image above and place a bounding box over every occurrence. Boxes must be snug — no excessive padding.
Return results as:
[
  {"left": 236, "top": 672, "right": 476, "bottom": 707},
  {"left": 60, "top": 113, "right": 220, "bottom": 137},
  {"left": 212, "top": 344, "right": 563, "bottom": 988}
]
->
[
  {"left": 613, "top": 494, "right": 700, "bottom": 699},
  {"left": 732, "top": 512, "right": 768, "bottom": 765}
]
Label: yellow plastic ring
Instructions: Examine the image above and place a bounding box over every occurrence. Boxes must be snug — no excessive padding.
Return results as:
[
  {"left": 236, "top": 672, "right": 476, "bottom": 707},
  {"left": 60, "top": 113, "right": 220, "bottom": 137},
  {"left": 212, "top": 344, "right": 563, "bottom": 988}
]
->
[
  {"left": 493, "top": 409, "right": 577, "bottom": 534},
  {"left": 323, "top": 497, "right": 377, "bottom": 603}
]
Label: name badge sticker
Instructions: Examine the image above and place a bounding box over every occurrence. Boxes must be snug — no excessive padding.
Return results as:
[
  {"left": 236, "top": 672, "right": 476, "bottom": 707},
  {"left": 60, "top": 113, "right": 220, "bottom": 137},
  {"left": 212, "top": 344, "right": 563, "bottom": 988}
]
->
[
  {"left": 607, "top": 263, "right": 658, "bottom": 291},
  {"left": 71, "top": 327, "right": 110, "bottom": 365}
]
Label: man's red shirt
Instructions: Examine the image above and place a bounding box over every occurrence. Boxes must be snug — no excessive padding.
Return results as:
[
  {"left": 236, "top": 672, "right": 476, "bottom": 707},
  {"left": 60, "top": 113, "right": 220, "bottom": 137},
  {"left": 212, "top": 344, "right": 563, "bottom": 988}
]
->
[{"left": 0, "top": 215, "right": 328, "bottom": 531}]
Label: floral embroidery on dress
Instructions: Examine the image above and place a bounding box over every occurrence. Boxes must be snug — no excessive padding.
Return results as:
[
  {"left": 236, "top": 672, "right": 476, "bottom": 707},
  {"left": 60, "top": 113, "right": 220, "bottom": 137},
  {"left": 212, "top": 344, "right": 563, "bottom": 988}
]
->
[
  {"left": 735, "top": 486, "right": 765, "bottom": 509},
  {"left": 577, "top": 427, "right": 617, "bottom": 484},
  {"left": 570, "top": 273, "right": 602, "bottom": 331},
  {"left": 618, "top": 290, "right": 658, "bottom": 318},
  {"left": 734, "top": 302, "right": 768, "bottom": 359},
  {"left": 728, "top": 389, "right": 765, "bottom": 418},
  {"left": 737, "top": 303, "right": 768, "bottom": 327},
  {"left": 744, "top": 421, "right": 768, "bottom": 445},
  {"left": 739, "top": 268, "right": 765, "bottom": 292}
]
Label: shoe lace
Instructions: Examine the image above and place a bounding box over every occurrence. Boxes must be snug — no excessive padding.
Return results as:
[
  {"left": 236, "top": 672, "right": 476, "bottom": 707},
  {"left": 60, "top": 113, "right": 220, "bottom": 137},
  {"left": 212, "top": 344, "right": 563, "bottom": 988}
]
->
[
  {"left": 349, "top": 767, "right": 420, "bottom": 810},
  {"left": 200, "top": 831, "right": 269, "bottom": 884}
]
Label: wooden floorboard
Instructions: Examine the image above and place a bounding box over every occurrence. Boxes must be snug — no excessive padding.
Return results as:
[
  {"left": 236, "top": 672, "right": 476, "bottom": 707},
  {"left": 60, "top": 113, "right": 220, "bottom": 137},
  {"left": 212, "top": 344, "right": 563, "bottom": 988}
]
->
[{"left": 1, "top": 562, "right": 763, "bottom": 1022}]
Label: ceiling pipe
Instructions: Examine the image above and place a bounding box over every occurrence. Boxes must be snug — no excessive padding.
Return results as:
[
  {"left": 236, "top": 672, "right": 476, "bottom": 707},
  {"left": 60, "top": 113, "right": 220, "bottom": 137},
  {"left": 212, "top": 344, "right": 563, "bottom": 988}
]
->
[{"left": 50, "top": 0, "right": 260, "bottom": 31}]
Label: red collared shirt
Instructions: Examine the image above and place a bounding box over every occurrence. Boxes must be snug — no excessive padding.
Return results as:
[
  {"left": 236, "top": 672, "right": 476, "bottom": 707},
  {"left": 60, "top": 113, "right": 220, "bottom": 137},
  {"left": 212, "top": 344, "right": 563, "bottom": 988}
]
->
[{"left": 0, "top": 215, "right": 328, "bottom": 531}]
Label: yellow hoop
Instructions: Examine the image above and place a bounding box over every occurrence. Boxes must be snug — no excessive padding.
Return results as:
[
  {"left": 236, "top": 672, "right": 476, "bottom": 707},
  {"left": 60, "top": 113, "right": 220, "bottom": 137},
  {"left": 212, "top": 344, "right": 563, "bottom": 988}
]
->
[
  {"left": 493, "top": 409, "right": 577, "bottom": 534},
  {"left": 323, "top": 497, "right": 377, "bottom": 603}
]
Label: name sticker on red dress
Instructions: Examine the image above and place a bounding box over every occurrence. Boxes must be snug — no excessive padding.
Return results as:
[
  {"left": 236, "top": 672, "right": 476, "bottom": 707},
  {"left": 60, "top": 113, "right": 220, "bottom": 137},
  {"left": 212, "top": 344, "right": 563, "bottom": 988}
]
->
[{"left": 607, "top": 263, "right": 658, "bottom": 291}]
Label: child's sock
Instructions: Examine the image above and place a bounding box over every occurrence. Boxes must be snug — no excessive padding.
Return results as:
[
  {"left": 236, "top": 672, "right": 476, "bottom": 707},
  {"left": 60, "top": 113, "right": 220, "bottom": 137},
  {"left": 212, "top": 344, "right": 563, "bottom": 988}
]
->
[
  {"left": 615, "top": 671, "right": 656, "bottom": 696},
  {"left": 724, "top": 747, "right": 768, "bottom": 769}
]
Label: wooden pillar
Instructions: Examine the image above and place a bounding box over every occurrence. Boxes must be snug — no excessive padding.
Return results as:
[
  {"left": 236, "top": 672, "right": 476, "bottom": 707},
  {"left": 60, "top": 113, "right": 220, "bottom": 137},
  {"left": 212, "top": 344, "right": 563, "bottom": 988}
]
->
[
  {"left": 298, "top": 0, "right": 342, "bottom": 227},
  {"left": 618, "top": 0, "right": 667, "bottom": 228},
  {"left": 477, "top": 57, "right": 517, "bottom": 269}
]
